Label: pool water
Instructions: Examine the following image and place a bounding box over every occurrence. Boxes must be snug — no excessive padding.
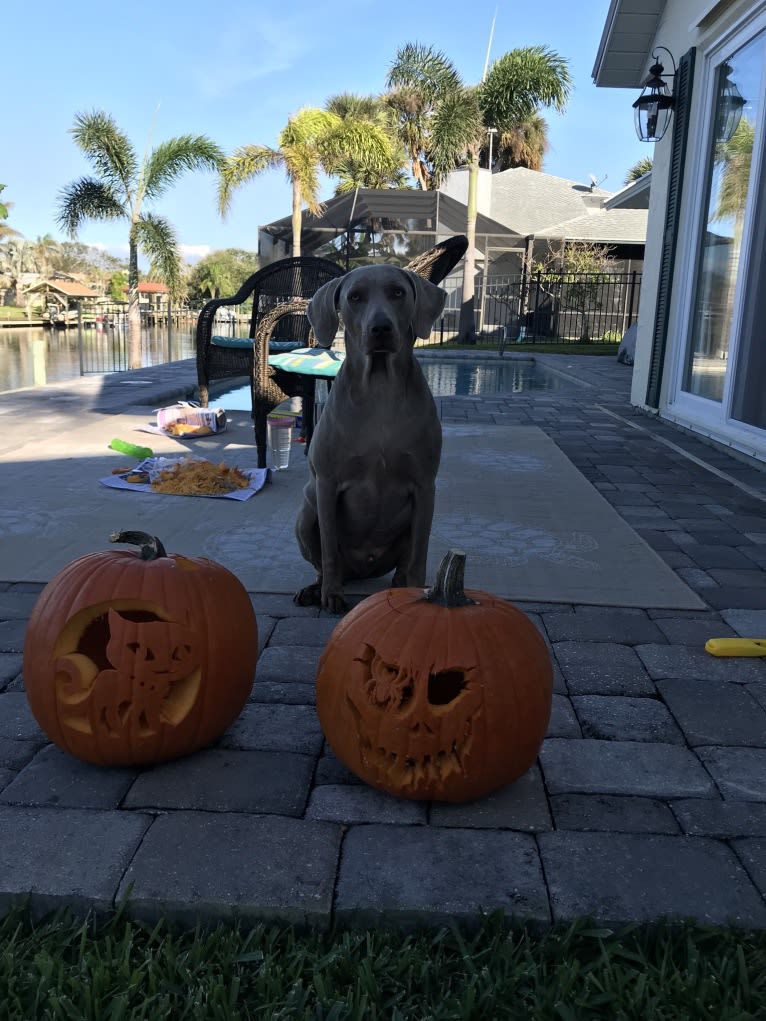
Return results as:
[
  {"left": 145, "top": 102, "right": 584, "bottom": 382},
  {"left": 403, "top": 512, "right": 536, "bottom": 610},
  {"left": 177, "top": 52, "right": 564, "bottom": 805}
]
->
[{"left": 215, "top": 358, "right": 569, "bottom": 410}]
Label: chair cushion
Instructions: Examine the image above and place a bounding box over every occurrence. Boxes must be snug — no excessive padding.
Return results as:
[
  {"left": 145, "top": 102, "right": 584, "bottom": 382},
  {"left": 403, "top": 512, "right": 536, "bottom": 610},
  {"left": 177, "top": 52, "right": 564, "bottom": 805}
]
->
[
  {"left": 210, "top": 335, "right": 251, "bottom": 349},
  {"left": 268, "top": 347, "right": 345, "bottom": 378},
  {"left": 211, "top": 336, "right": 306, "bottom": 353},
  {"left": 269, "top": 340, "right": 305, "bottom": 353}
]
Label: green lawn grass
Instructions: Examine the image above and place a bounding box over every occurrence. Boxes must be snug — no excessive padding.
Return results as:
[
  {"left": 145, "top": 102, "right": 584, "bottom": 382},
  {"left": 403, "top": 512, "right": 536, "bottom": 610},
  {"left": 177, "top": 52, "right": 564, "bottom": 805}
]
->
[
  {"left": 0, "top": 306, "right": 28, "bottom": 320},
  {"left": 2, "top": 907, "right": 766, "bottom": 1019}
]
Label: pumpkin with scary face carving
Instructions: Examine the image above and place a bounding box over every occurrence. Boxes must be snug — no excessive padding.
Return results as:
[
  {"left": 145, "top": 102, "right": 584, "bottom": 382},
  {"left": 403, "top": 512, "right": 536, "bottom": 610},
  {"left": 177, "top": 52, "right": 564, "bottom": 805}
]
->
[
  {"left": 23, "top": 530, "right": 258, "bottom": 766},
  {"left": 316, "top": 550, "right": 553, "bottom": 802}
]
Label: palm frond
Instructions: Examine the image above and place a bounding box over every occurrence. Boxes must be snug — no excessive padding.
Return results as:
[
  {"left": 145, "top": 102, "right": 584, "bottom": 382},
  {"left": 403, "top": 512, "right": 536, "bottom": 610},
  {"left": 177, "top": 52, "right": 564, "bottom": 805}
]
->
[
  {"left": 143, "top": 136, "right": 225, "bottom": 200},
  {"left": 387, "top": 42, "right": 463, "bottom": 101},
  {"left": 134, "top": 213, "right": 183, "bottom": 299},
  {"left": 70, "top": 110, "right": 139, "bottom": 200},
  {"left": 429, "top": 87, "right": 483, "bottom": 182},
  {"left": 56, "top": 178, "right": 126, "bottom": 238},
  {"left": 320, "top": 119, "right": 400, "bottom": 175},
  {"left": 217, "top": 145, "right": 282, "bottom": 216},
  {"left": 480, "top": 46, "right": 572, "bottom": 127},
  {"left": 326, "top": 93, "right": 382, "bottom": 120},
  {"left": 494, "top": 113, "right": 549, "bottom": 171},
  {"left": 624, "top": 156, "right": 653, "bottom": 185},
  {"left": 280, "top": 108, "right": 339, "bottom": 148}
]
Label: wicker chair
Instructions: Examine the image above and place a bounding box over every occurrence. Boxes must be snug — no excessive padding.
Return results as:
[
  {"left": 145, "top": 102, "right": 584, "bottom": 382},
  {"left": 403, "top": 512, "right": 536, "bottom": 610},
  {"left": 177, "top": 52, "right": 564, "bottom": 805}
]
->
[
  {"left": 195, "top": 256, "right": 345, "bottom": 409},
  {"left": 404, "top": 234, "right": 468, "bottom": 284}
]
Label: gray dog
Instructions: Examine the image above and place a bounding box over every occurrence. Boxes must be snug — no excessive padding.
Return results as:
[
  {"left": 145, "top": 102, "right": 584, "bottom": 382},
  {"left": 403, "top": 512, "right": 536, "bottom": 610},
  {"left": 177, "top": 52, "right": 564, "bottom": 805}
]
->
[{"left": 294, "top": 264, "right": 447, "bottom": 613}]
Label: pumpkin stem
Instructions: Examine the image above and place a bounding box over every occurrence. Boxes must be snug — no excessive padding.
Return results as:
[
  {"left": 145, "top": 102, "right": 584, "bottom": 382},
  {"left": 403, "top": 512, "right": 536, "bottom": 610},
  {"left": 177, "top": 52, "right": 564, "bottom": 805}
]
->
[
  {"left": 424, "top": 550, "right": 477, "bottom": 607},
  {"left": 109, "top": 530, "right": 167, "bottom": 561}
]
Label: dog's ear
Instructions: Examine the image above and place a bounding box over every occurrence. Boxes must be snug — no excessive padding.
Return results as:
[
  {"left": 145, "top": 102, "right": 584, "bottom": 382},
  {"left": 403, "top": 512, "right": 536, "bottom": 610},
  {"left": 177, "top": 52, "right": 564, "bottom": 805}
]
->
[
  {"left": 307, "top": 277, "right": 344, "bottom": 348},
  {"left": 403, "top": 270, "right": 447, "bottom": 340}
]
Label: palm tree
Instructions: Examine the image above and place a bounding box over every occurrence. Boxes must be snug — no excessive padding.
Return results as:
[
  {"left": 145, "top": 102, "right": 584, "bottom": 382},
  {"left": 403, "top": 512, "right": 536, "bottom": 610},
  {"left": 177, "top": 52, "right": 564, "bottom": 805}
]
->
[
  {"left": 31, "top": 234, "right": 59, "bottom": 278},
  {"left": 491, "top": 112, "right": 549, "bottom": 171},
  {"left": 218, "top": 107, "right": 398, "bottom": 257},
  {"left": 57, "top": 111, "right": 223, "bottom": 368},
  {"left": 387, "top": 43, "right": 571, "bottom": 342},
  {"left": 715, "top": 117, "right": 754, "bottom": 223},
  {"left": 624, "top": 156, "right": 653, "bottom": 184},
  {"left": 324, "top": 93, "right": 408, "bottom": 193}
]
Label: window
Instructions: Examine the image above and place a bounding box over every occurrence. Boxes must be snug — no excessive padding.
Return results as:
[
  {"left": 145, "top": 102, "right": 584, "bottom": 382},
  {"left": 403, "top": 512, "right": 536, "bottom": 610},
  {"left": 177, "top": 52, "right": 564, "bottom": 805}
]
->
[{"left": 682, "top": 30, "right": 764, "bottom": 404}]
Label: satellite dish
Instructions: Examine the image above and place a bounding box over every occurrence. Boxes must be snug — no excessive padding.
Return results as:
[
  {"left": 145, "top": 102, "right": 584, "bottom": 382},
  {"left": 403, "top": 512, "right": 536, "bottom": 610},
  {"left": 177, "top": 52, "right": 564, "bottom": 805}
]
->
[{"left": 588, "top": 173, "right": 607, "bottom": 190}]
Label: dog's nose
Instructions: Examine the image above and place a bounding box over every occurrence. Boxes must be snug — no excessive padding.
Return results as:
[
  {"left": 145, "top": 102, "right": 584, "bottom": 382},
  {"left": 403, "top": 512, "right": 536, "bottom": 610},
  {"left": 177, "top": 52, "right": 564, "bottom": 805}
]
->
[{"left": 369, "top": 316, "right": 393, "bottom": 336}]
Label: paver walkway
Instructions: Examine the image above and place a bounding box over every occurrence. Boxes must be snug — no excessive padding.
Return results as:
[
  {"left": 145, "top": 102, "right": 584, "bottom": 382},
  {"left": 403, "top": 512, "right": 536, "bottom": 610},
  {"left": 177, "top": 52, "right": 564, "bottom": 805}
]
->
[{"left": 2, "top": 352, "right": 766, "bottom": 930}]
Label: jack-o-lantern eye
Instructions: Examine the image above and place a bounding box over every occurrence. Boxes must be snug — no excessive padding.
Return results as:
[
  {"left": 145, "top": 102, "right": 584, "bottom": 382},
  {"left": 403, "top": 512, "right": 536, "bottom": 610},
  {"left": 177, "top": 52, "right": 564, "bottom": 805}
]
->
[
  {"left": 363, "top": 649, "right": 415, "bottom": 708},
  {"left": 428, "top": 671, "right": 467, "bottom": 706}
]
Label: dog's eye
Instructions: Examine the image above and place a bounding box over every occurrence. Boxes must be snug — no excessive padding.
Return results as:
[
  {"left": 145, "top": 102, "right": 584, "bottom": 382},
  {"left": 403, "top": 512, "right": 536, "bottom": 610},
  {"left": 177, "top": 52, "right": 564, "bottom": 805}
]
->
[
  {"left": 347, "top": 291, "right": 362, "bottom": 303},
  {"left": 392, "top": 287, "right": 405, "bottom": 299}
]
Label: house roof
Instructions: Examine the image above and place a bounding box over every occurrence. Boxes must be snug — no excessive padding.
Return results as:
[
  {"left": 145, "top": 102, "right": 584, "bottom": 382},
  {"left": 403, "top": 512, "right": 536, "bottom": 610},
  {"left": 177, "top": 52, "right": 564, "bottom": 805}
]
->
[
  {"left": 592, "top": 0, "right": 666, "bottom": 88},
  {"left": 605, "top": 173, "right": 651, "bottom": 209},
  {"left": 259, "top": 188, "right": 518, "bottom": 253},
  {"left": 24, "top": 279, "right": 97, "bottom": 298},
  {"left": 534, "top": 207, "right": 649, "bottom": 244},
  {"left": 137, "top": 282, "right": 169, "bottom": 294},
  {"left": 486, "top": 167, "right": 613, "bottom": 235}
]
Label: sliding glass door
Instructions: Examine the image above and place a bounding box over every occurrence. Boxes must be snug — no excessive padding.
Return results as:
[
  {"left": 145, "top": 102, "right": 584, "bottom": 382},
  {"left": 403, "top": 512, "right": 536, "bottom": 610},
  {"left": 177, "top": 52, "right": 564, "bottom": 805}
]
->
[{"left": 682, "top": 30, "right": 764, "bottom": 409}]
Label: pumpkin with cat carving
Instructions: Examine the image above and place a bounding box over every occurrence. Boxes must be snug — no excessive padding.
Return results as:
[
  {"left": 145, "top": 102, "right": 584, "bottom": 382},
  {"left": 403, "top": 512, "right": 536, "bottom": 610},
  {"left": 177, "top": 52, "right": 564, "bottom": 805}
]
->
[{"left": 22, "top": 531, "right": 258, "bottom": 766}]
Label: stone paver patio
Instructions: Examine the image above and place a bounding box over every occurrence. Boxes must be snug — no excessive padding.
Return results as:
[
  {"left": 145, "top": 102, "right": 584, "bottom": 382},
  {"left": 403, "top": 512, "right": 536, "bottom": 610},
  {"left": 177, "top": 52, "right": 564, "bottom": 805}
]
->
[{"left": 1, "top": 351, "right": 766, "bottom": 930}]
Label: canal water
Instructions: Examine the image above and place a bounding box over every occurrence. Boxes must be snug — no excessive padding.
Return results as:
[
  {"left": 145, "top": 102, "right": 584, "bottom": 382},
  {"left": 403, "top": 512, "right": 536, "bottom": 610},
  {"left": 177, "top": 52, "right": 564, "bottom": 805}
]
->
[
  {"left": 0, "top": 326, "right": 574, "bottom": 399},
  {"left": 0, "top": 325, "right": 197, "bottom": 394}
]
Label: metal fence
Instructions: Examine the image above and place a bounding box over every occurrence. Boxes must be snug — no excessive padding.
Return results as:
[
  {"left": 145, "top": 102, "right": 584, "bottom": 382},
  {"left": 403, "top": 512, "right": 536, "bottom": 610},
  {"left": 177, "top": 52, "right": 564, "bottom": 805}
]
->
[
  {"left": 68, "top": 302, "right": 201, "bottom": 374},
  {"left": 69, "top": 272, "right": 641, "bottom": 374},
  {"left": 430, "top": 270, "right": 641, "bottom": 347}
]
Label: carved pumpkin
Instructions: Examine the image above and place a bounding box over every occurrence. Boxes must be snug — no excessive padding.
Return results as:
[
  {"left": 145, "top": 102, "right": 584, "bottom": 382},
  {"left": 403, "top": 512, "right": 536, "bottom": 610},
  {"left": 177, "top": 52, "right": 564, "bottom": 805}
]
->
[
  {"left": 316, "top": 550, "right": 553, "bottom": 802},
  {"left": 23, "top": 530, "right": 258, "bottom": 766}
]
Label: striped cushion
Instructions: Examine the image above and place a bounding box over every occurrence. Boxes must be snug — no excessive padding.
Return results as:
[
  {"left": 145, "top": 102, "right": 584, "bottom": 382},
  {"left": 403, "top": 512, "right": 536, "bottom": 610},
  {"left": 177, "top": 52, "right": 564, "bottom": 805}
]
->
[{"left": 268, "top": 347, "right": 345, "bottom": 377}]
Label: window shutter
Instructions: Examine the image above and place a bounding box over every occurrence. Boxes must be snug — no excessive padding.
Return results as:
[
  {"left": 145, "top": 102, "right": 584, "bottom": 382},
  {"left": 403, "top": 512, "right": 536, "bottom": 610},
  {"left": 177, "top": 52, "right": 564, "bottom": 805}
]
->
[{"left": 645, "top": 47, "right": 696, "bottom": 409}]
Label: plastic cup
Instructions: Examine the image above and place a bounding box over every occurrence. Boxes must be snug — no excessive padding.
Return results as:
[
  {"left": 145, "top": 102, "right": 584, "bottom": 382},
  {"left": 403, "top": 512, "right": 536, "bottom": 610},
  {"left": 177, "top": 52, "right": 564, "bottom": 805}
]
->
[{"left": 267, "top": 416, "right": 293, "bottom": 470}]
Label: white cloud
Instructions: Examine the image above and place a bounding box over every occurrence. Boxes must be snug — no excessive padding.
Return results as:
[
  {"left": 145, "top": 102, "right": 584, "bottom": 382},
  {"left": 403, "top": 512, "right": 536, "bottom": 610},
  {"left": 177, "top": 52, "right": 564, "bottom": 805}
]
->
[{"left": 180, "top": 244, "right": 211, "bottom": 262}]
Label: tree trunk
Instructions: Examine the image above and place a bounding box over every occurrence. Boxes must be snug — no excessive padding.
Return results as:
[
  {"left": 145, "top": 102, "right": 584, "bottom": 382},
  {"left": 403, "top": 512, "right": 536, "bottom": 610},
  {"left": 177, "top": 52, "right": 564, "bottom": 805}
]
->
[
  {"left": 127, "top": 232, "right": 142, "bottom": 370},
  {"left": 291, "top": 182, "right": 302, "bottom": 258},
  {"left": 458, "top": 154, "right": 479, "bottom": 344}
]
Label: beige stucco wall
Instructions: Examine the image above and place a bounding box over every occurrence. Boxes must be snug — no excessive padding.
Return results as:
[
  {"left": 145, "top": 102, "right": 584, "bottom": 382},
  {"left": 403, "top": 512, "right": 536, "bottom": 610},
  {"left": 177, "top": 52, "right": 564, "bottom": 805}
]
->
[{"left": 439, "top": 167, "right": 493, "bottom": 216}]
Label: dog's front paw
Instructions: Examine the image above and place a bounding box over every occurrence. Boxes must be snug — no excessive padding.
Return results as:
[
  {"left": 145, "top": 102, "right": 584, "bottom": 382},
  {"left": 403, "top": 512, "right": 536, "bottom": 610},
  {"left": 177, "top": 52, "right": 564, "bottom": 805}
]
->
[
  {"left": 294, "top": 583, "right": 322, "bottom": 606},
  {"left": 322, "top": 592, "right": 348, "bottom": 615}
]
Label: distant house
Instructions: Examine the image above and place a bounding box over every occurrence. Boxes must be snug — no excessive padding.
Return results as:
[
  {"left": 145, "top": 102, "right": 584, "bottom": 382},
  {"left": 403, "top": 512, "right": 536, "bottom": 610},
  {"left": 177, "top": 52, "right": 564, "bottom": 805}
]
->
[
  {"left": 593, "top": 0, "right": 766, "bottom": 463},
  {"left": 24, "top": 277, "right": 98, "bottom": 306},
  {"left": 439, "top": 166, "right": 648, "bottom": 274},
  {"left": 256, "top": 178, "right": 647, "bottom": 342},
  {"left": 130, "top": 281, "right": 170, "bottom": 310},
  {"left": 23, "top": 276, "right": 100, "bottom": 325}
]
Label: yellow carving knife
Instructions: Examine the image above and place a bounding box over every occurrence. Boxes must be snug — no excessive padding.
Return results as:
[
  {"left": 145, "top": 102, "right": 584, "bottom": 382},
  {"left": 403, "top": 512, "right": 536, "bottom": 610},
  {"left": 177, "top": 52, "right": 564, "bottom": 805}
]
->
[{"left": 705, "top": 638, "right": 766, "bottom": 657}]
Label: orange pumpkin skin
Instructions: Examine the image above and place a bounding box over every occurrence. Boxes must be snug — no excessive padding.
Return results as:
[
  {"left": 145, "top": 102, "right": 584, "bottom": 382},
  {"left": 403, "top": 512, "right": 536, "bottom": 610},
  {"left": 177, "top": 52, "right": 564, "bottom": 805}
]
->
[
  {"left": 23, "top": 532, "right": 258, "bottom": 766},
  {"left": 316, "top": 553, "right": 553, "bottom": 803}
]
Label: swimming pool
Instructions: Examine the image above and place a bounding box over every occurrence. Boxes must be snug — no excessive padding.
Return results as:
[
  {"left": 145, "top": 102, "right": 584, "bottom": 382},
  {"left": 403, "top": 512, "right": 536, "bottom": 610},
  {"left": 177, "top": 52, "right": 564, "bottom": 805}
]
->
[{"left": 214, "top": 358, "right": 571, "bottom": 410}]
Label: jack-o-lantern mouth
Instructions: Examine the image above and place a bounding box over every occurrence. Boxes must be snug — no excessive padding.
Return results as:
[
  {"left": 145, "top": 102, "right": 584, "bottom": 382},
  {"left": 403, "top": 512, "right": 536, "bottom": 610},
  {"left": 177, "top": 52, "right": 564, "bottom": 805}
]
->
[
  {"left": 349, "top": 711, "right": 477, "bottom": 789},
  {"left": 344, "top": 646, "right": 483, "bottom": 791}
]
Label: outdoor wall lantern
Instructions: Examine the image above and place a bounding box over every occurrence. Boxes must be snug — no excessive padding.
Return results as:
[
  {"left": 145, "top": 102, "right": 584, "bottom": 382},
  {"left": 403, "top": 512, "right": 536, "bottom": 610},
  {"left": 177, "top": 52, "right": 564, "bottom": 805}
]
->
[
  {"left": 715, "top": 60, "right": 746, "bottom": 142},
  {"left": 633, "top": 47, "right": 676, "bottom": 142}
]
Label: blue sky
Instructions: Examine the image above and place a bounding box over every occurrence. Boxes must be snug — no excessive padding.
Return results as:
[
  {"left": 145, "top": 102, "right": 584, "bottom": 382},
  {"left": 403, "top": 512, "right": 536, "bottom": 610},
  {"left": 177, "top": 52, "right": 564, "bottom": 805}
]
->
[{"left": 5, "top": 0, "right": 649, "bottom": 264}]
